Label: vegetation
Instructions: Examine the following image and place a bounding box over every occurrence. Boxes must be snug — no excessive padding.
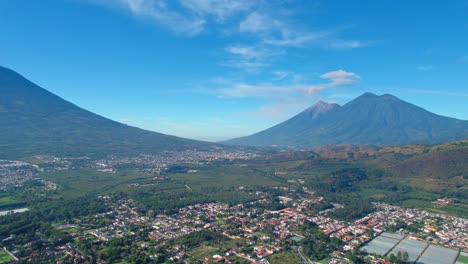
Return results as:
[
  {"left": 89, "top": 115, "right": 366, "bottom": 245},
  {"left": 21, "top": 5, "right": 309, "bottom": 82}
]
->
[
  {"left": 457, "top": 254, "right": 468, "bottom": 264},
  {"left": 0, "top": 249, "right": 14, "bottom": 264},
  {"left": 268, "top": 251, "right": 300, "bottom": 264},
  {"left": 0, "top": 139, "right": 465, "bottom": 262},
  {"left": 299, "top": 222, "right": 342, "bottom": 261},
  {"left": 388, "top": 251, "right": 410, "bottom": 264}
]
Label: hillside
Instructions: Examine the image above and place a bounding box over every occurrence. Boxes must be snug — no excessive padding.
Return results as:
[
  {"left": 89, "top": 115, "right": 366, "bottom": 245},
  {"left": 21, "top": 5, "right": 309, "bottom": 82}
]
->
[
  {"left": 225, "top": 93, "right": 468, "bottom": 148},
  {"left": 0, "top": 66, "right": 217, "bottom": 159}
]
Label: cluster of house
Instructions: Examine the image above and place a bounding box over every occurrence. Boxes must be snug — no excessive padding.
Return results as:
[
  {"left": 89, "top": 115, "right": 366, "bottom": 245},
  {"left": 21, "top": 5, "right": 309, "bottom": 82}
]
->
[
  {"left": 366, "top": 203, "right": 468, "bottom": 251},
  {"left": 0, "top": 159, "right": 37, "bottom": 189},
  {"left": 433, "top": 197, "right": 454, "bottom": 206},
  {"left": 45, "top": 191, "right": 466, "bottom": 263},
  {"left": 93, "top": 150, "right": 258, "bottom": 174}
]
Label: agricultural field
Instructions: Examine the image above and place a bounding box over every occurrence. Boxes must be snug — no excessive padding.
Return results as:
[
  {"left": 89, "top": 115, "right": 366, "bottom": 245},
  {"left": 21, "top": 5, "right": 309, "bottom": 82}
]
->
[
  {"left": 361, "top": 232, "right": 403, "bottom": 256},
  {"left": 268, "top": 251, "right": 300, "bottom": 264},
  {"left": 457, "top": 252, "right": 468, "bottom": 264},
  {"left": 388, "top": 238, "right": 427, "bottom": 262},
  {"left": 0, "top": 249, "right": 14, "bottom": 264},
  {"left": 418, "top": 245, "right": 459, "bottom": 264}
]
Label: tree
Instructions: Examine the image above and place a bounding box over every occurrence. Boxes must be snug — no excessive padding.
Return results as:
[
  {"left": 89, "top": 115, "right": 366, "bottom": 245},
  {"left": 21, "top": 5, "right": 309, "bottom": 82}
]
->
[{"left": 402, "top": 251, "right": 409, "bottom": 262}]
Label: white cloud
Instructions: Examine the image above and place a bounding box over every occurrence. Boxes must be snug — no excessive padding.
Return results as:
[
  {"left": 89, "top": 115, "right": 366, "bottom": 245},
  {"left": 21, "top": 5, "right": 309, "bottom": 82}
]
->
[
  {"left": 227, "top": 11, "right": 365, "bottom": 72},
  {"left": 224, "top": 44, "right": 283, "bottom": 72},
  {"left": 329, "top": 40, "right": 366, "bottom": 49},
  {"left": 181, "top": 0, "right": 256, "bottom": 22},
  {"left": 223, "top": 70, "right": 359, "bottom": 119},
  {"left": 238, "top": 12, "right": 364, "bottom": 49},
  {"left": 88, "top": 0, "right": 366, "bottom": 73},
  {"left": 239, "top": 12, "right": 279, "bottom": 34},
  {"left": 116, "top": 0, "right": 206, "bottom": 35},
  {"left": 216, "top": 69, "right": 360, "bottom": 99},
  {"left": 239, "top": 12, "right": 328, "bottom": 47},
  {"left": 320, "top": 70, "right": 360, "bottom": 84},
  {"left": 300, "top": 70, "right": 360, "bottom": 96},
  {"left": 272, "top": 71, "right": 292, "bottom": 81},
  {"left": 88, "top": 0, "right": 257, "bottom": 35},
  {"left": 226, "top": 45, "right": 267, "bottom": 60}
]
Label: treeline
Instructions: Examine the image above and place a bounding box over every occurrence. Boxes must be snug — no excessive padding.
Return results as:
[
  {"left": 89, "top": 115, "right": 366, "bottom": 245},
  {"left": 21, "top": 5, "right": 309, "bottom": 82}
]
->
[
  {"left": 131, "top": 187, "right": 259, "bottom": 214},
  {"left": 0, "top": 194, "right": 108, "bottom": 259},
  {"left": 168, "top": 230, "right": 227, "bottom": 249},
  {"left": 329, "top": 200, "right": 375, "bottom": 222},
  {"left": 300, "top": 221, "right": 342, "bottom": 261},
  {"left": 0, "top": 216, "right": 72, "bottom": 257},
  {"left": 29, "top": 195, "right": 108, "bottom": 222},
  {"left": 94, "top": 237, "right": 153, "bottom": 263}
]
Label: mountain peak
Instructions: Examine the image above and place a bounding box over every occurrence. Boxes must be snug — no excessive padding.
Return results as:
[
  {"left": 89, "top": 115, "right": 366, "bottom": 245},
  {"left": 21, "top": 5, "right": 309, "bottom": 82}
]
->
[
  {"left": 358, "top": 92, "right": 379, "bottom": 98},
  {"left": 352, "top": 92, "right": 402, "bottom": 104},
  {"left": 225, "top": 92, "right": 468, "bottom": 148},
  {"left": 303, "top": 100, "right": 340, "bottom": 118}
]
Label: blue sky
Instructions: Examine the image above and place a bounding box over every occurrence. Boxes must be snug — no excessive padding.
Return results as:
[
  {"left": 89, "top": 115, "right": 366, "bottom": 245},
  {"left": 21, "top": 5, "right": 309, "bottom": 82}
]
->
[{"left": 1, "top": 0, "right": 467, "bottom": 141}]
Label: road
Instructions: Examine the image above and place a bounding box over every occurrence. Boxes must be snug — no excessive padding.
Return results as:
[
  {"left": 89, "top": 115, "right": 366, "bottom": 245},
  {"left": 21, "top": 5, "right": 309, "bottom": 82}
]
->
[
  {"left": 2, "top": 246, "right": 18, "bottom": 261},
  {"left": 292, "top": 246, "right": 311, "bottom": 264}
]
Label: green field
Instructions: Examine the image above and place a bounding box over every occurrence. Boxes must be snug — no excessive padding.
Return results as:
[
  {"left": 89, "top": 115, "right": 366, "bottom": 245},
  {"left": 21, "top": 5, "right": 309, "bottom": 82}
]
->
[
  {"left": 268, "top": 251, "right": 300, "bottom": 264},
  {"left": 0, "top": 249, "right": 14, "bottom": 264},
  {"left": 36, "top": 163, "right": 287, "bottom": 214},
  {"left": 41, "top": 169, "right": 154, "bottom": 199},
  {"left": 457, "top": 253, "right": 468, "bottom": 264},
  {"left": 36, "top": 156, "right": 467, "bottom": 218},
  {"left": 169, "top": 164, "right": 282, "bottom": 190},
  {"left": 0, "top": 196, "right": 25, "bottom": 210}
]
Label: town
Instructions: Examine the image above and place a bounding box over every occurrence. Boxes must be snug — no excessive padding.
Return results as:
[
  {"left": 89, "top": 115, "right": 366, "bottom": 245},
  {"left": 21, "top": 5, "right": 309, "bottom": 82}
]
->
[
  {"left": 0, "top": 149, "right": 257, "bottom": 190},
  {"left": 2, "top": 184, "right": 466, "bottom": 263}
]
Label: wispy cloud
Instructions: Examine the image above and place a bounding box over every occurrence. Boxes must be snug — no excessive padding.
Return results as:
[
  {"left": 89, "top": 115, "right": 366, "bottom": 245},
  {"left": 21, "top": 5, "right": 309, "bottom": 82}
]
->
[
  {"left": 237, "top": 12, "right": 366, "bottom": 49},
  {"left": 302, "top": 70, "right": 361, "bottom": 96},
  {"left": 88, "top": 0, "right": 256, "bottom": 35},
  {"left": 272, "top": 71, "right": 292, "bottom": 81},
  {"left": 329, "top": 39, "right": 366, "bottom": 49},
  {"left": 215, "top": 70, "right": 360, "bottom": 118},
  {"left": 223, "top": 44, "right": 282, "bottom": 72},
  {"left": 239, "top": 12, "right": 274, "bottom": 34},
  {"left": 180, "top": 0, "right": 256, "bottom": 22},
  {"left": 88, "top": 0, "right": 366, "bottom": 72},
  {"left": 120, "top": 0, "right": 206, "bottom": 35},
  {"left": 216, "top": 70, "right": 359, "bottom": 99},
  {"left": 239, "top": 12, "right": 330, "bottom": 48},
  {"left": 227, "top": 11, "right": 365, "bottom": 71}
]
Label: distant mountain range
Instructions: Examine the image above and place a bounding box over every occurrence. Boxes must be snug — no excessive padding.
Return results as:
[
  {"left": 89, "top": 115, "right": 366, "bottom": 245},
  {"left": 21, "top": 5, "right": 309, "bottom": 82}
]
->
[
  {"left": 0, "top": 66, "right": 217, "bottom": 159},
  {"left": 225, "top": 92, "right": 468, "bottom": 148}
]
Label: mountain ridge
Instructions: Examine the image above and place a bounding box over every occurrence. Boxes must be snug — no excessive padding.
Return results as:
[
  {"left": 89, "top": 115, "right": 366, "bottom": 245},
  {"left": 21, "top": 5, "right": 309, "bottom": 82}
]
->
[
  {"left": 0, "top": 66, "right": 218, "bottom": 159},
  {"left": 224, "top": 92, "right": 468, "bottom": 148}
]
